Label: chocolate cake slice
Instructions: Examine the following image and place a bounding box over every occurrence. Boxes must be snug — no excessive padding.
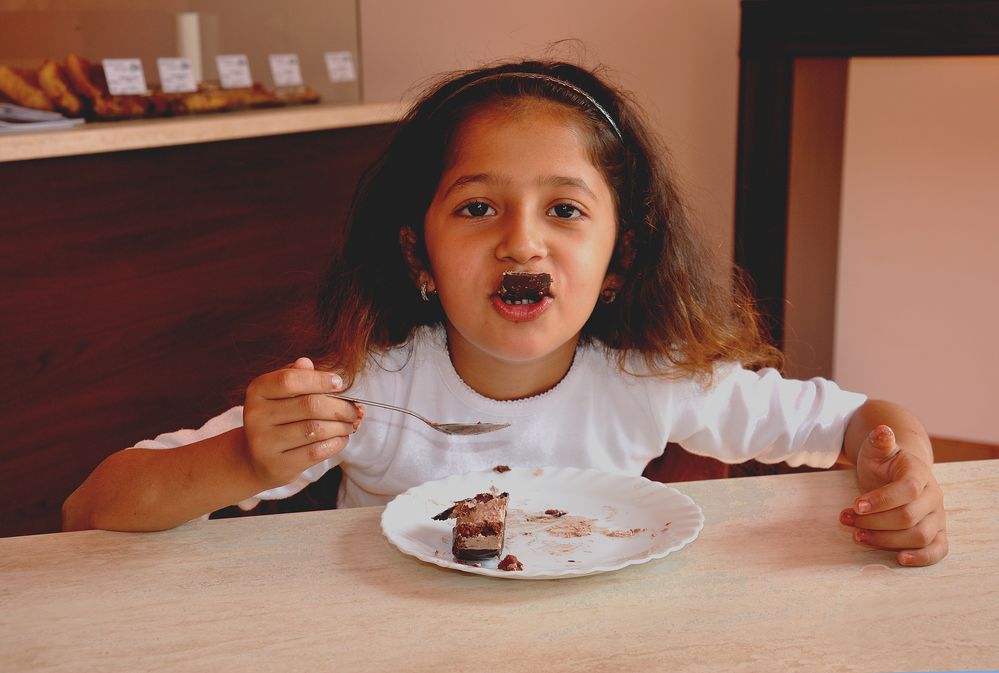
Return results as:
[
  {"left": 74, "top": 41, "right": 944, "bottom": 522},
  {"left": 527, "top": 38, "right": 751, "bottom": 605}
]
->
[
  {"left": 499, "top": 271, "right": 552, "bottom": 303},
  {"left": 433, "top": 492, "right": 509, "bottom": 560}
]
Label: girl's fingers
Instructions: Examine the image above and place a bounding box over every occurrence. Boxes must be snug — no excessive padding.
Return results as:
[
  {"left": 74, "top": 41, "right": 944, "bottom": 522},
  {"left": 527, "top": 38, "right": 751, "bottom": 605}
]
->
[
  {"left": 850, "top": 509, "right": 946, "bottom": 552},
  {"left": 258, "top": 393, "right": 361, "bottom": 426},
  {"left": 284, "top": 434, "right": 351, "bottom": 468},
  {"left": 277, "top": 419, "right": 358, "bottom": 453},
  {"left": 896, "top": 530, "right": 949, "bottom": 567},
  {"left": 249, "top": 367, "right": 345, "bottom": 400},
  {"left": 842, "top": 491, "right": 936, "bottom": 531},
  {"left": 853, "top": 468, "right": 927, "bottom": 515}
]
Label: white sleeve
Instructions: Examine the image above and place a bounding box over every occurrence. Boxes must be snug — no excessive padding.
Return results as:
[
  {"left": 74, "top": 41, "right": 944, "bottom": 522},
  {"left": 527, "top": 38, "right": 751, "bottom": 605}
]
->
[
  {"left": 131, "top": 405, "right": 339, "bottom": 512},
  {"left": 666, "top": 364, "right": 867, "bottom": 468}
]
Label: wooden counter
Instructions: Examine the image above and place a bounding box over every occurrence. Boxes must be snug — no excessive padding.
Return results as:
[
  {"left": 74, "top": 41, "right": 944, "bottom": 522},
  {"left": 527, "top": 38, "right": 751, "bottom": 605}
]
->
[
  {"left": 2, "top": 460, "right": 996, "bottom": 673},
  {"left": 0, "top": 101, "right": 406, "bottom": 162}
]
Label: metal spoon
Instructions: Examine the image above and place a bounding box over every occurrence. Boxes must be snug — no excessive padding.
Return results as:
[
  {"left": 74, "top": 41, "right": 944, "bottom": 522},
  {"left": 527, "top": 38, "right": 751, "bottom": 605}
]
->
[{"left": 325, "top": 393, "right": 510, "bottom": 436}]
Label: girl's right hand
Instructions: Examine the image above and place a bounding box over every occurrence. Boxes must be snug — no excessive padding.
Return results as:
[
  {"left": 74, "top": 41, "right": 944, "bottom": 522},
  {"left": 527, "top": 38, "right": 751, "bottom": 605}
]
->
[{"left": 242, "top": 357, "right": 362, "bottom": 489}]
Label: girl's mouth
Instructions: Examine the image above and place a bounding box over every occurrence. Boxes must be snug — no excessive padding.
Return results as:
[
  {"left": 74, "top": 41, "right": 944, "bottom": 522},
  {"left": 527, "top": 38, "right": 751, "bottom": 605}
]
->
[
  {"left": 499, "top": 294, "right": 545, "bottom": 306},
  {"left": 491, "top": 294, "right": 553, "bottom": 322},
  {"left": 492, "top": 270, "right": 554, "bottom": 321}
]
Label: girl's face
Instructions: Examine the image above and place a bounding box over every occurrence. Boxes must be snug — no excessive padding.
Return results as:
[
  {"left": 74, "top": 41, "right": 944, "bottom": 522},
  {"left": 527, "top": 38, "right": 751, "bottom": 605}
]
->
[{"left": 421, "top": 101, "right": 618, "bottom": 400}]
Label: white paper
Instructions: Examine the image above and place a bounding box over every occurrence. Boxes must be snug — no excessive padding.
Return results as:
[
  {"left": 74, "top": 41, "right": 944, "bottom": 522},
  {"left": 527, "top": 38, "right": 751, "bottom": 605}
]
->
[
  {"left": 102, "top": 58, "right": 148, "bottom": 95},
  {"left": 324, "top": 51, "right": 357, "bottom": 83},
  {"left": 268, "top": 53, "right": 303, "bottom": 87},
  {"left": 157, "top": 57, "right": 198, "bottom": 93},
  {"left": 216, "top": 54, "right": 253, "bottom": 89}
]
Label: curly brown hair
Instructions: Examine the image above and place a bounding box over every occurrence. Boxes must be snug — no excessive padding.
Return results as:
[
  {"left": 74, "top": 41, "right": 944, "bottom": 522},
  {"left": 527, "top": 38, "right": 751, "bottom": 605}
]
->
[{"left": 306, "top": 59, "right": 781, "bottom": 386}]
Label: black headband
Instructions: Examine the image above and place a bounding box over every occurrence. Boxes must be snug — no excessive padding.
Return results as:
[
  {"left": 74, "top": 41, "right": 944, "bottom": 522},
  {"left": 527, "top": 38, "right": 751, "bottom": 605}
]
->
[{"left": 435, "top": 71, "right": 624, "bottom": 141}]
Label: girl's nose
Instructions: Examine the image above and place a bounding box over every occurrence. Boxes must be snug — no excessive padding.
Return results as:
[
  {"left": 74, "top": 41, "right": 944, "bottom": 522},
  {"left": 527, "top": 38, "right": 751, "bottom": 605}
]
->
[{"left": 495, "top": 209, "right": 547, "bottom": 264}]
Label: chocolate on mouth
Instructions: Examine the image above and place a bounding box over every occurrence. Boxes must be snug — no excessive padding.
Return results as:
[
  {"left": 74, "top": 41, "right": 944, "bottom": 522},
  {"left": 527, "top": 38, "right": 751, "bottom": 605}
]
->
[{"left": 498, "top": 271, "right": 552, "bottom": 305}]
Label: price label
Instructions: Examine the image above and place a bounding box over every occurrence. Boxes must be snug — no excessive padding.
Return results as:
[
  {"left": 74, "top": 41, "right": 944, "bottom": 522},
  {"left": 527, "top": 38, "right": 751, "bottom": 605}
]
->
[
  {"left": 216, "top": 54, "right": 253, "bottom": 89},
  {"left": 324, "top": 51, "right": 357, "bottom": 83},
  {"left": 157, "top": 57, "right": 198, "bottom": 93},
  {"left": 268, "top": 53, "right": 303, "bottom": 87},
  {"left": 102, "top": 58, "right": 148, "bottom": 95}
]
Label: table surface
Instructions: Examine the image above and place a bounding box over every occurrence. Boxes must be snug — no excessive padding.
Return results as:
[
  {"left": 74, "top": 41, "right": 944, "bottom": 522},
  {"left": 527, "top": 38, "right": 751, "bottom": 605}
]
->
[{"left": 2, "top": 460, "right": 996, "bottom": 673}]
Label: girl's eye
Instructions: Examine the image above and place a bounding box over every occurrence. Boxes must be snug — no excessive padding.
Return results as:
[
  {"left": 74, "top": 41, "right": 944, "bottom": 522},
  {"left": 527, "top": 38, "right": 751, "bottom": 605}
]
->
[
  {"left": 458, "top": 202, "right": 495, "bottom": 217},
  {"left": 548, "top": 203, "right": 582, "bottom": 219}
]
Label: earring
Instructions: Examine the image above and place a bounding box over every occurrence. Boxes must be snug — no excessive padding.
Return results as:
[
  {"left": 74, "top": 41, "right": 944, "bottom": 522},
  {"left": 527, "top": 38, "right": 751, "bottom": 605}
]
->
[
  {"left": 599, "top": 287, "right": 617, "bottom": 304},
  {"left": 420, "top": 281, "right": 436, "bottom": 302}
]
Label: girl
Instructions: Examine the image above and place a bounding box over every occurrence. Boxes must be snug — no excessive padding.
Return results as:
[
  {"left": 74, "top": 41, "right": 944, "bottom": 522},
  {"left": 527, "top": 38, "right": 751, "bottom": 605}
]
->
[{"left": 64, "top": 60, "right": 947, "bottom": 567}]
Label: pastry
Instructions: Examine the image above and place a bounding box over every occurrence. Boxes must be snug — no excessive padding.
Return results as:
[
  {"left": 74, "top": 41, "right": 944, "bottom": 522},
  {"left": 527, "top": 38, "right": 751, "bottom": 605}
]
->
[
  {"left": 37, "top": 59, "right": 83, "bottom": 116},
  {"left": 0, "top": 65, "right": 54, "bottom": 111},
  {"left": 433, "top": 492, "right": 509, "bottom": 560}
]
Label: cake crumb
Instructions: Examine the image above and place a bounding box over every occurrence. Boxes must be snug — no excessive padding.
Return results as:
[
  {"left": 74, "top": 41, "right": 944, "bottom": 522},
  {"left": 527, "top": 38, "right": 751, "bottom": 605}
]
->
[
  {"left": 544, "top": 509, "right": 566, "bottom": 518},
  {"left": 498, "top": 554, "right": 524, "bottom": 571},
  {"left": 493, "top": 464, "right": 511, "bottom": 473},
  {"left": 602, "top": 527, "right": 646, "bottom": 538},
  {"left": 546, "top": 516, "right": 596, "bottom": 538}
]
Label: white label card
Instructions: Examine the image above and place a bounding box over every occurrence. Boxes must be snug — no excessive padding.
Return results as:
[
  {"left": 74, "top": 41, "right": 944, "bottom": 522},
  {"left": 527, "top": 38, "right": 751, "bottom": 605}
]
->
[
  {"left": 268, "top": 53, "right": 303, "bottom": 87},
  {"left": 324, "top": 51, "right": 357, "bottom": 83},
  {"left": 157, "top": 57, "right": 198, "bottom": 93},
  {"left": 216, "top": 54, "right": 253, "bottom": 89},
  {"left": 102, "top": 58, "right": 148, "bottom": 95}
]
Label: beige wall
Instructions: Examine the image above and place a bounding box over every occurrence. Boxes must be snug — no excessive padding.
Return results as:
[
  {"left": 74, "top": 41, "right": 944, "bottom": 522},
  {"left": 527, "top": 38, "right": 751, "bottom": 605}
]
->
[
  {"left": 358, "top": 0, "right": 742, "bottom": 257},
  {"left": 835, "top": 56, "right": 999, "bottom": 444}
]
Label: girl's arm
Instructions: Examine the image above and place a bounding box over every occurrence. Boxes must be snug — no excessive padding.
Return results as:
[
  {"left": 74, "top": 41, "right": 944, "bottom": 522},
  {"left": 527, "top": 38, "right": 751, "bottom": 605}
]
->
[
  {"left": 838, "top": 399, "right": 948, "bottom": 566},
  {"left": 63, "top": 357, "right": 361, "bottom": 532},
  {"left": 63, "top": 428, "right": 264, "bottom": 532}
]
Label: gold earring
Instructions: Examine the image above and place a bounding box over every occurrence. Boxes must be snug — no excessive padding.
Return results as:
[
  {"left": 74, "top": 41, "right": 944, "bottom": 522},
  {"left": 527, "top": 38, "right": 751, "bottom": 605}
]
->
[{"left": 599, "top": 287, "right": 617, "bottom": 304}]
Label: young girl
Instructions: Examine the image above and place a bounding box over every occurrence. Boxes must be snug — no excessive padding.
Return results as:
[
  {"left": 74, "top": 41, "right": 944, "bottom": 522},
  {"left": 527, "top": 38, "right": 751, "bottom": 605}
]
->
[{"left": 64, "top": 59, "right": 947, "bottom": 567}]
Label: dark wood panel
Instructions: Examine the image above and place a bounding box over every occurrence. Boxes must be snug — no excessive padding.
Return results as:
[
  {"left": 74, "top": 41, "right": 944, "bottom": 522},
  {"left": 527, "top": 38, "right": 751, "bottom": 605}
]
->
[
  {"left": 741, "top": 0, "right": 999, "bottom": 57},
  {"left": 0, "top": 123, "right": 395, "bottom": 537},
  {"left": 733, "top": 54, "right": 794, "bottom": 345},
  {"left": 735, "top": 0, "right": 999, "bottom": 348}
]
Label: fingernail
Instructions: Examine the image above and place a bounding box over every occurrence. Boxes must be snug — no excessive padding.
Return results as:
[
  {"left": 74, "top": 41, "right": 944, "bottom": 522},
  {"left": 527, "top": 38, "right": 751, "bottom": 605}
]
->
[
  {"left": 899, "top": 553, "right": 914, "bottom": 565},
  {"left": 840, "top": 510, "right": 855, "bottom": 526},
  {"left": 331, "top": 373, "right": 343, "bottom": 390},
  {"left": 854, "top": 530, "right": 870, "bottom": 543},
  {"left": 855, "top": 500, "right": 871, "bottom": 514},
  {"left": 870, "top": 425, "right": 894, "bottom": 443}
]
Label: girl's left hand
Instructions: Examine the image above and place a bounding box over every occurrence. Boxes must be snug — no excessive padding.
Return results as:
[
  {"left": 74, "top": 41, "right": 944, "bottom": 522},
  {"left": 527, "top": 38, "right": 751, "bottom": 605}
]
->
[{"left": 839, "top": 425, "right": 948, "bottom": 566}]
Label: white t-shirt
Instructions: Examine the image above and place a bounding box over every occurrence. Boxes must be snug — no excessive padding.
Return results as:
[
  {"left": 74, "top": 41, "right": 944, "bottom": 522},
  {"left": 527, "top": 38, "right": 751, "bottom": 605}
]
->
[{"left": 135, "top": 326, "right": 866, "bottom": 511}]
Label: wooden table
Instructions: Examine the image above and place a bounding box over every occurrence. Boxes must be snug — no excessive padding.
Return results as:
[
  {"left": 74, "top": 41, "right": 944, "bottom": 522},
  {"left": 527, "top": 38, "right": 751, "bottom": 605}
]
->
[{"left": 2, "top": 460, "right": 997, "bottom": 673}]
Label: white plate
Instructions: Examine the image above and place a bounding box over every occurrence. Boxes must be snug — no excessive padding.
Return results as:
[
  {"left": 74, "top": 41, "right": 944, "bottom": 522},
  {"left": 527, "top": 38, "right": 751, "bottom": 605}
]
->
[{"left": 380, "top": 466, "right": 704, "bottom": 579}]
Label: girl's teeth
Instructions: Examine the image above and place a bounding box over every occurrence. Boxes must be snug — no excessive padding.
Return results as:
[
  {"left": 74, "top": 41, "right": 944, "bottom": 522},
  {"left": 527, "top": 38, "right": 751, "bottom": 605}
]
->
[{"left": 501, "top": 297, "right": 540, "bottom": 305}]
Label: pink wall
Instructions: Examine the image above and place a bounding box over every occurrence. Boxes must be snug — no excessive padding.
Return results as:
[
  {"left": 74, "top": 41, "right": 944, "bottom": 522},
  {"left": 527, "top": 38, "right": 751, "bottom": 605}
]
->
[
  {"left": 358, "top": 0, "right": 742, "bottom": 257},
  {"left": 835, "top": 57, "right": 999, "bottom": 444}
]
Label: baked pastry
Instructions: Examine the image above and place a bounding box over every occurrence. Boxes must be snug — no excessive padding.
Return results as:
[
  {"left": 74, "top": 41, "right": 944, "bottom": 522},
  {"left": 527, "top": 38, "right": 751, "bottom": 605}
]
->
[
  {"left": 0, "top": 65, "right": 54, "bottom": 111},
  {"left": 64, "top": 53, "right": 149, "bottom": 120},
  {"left": 272, "top": 84, "right": 321, "bottom": 106},
  {"left": 37, "top": 59, "right": 83, "bottom": 116},
  {"left": 433, "top": 492, "right": 509, "bottom": 560}
]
